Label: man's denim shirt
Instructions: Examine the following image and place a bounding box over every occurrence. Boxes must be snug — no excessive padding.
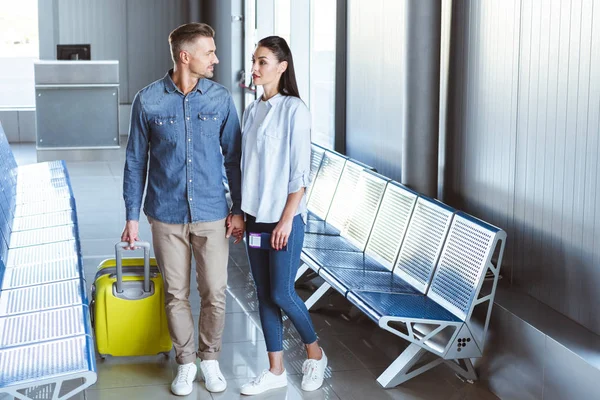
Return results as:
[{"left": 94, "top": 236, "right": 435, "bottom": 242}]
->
[{"left": 124, "top": 71, "right": 242, "bottom": 224}]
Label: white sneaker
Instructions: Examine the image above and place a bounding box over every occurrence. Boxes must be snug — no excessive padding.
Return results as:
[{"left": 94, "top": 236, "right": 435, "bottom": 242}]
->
[
  {"left": 199, "top": 359, "right": 227, "bottom": 393},
  {"left": 301, "top": 348, "right": 328, "bottom": 391},
  {"left": 240, "top": 369, "right": 287, "bottom": 395},
  {"left": 171, "top": 362, "right": 197, "bottom": 396}
]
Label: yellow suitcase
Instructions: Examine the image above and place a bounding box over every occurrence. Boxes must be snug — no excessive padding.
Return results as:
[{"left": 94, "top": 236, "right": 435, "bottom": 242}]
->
[{"left": 91, "top": 241, "right": 172, "bottom": 357}]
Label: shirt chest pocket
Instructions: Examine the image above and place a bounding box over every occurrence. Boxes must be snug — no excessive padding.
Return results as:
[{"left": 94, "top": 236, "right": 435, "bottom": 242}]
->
[
  {"left": 151, "top": 116, "right": 178, "bottom": 144},
  {"left": 261, "top": 129, "right": 285, "bottom": 150},
  {"left": 199, "top": 113, "right": 221, "bottom": 137}
]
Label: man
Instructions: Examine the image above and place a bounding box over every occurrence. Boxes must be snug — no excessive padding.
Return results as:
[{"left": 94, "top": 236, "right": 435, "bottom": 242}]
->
[{"left": 121, "top": 23, "right": 244, "bottom": 396}]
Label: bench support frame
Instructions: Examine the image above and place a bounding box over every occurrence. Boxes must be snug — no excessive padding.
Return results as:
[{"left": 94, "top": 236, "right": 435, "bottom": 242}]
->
[
  {"left": 377, "top": 343, "right": 478, "bottom": 388},
  {"left": 1, "top": 370, "right": 97, "bottom": 400}
]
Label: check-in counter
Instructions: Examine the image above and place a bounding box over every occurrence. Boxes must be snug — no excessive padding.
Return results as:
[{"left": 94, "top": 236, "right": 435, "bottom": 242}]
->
[{"left": 34, "top": 61, "right": 120, "bottom": 160}]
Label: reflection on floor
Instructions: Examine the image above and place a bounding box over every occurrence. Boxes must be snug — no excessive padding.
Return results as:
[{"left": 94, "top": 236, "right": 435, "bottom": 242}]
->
[{"left": 6, "top": 143, "right": 498, "bottom": 399}]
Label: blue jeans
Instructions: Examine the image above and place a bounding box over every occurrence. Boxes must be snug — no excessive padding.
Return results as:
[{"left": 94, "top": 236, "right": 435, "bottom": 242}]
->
[{"left": 245, "top": 214, "right": 318, "bottom": 352}]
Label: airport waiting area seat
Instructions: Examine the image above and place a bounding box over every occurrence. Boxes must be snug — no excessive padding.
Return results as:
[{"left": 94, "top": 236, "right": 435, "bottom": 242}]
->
[
  {"left": 0, "top": 122, "right": 96, "bottom": 400},
  {"left": 300, "top": 144, "right": 506, "bottom": 388}
]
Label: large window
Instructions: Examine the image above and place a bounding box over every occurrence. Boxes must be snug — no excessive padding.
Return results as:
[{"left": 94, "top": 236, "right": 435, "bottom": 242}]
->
[
  {"left": 273, "top": 0, "right": 291, "bottom": 45},
  {"left": 0, "top": 0, "right": 39, "bottom": 107},
  {"left": 251, "top": 0, "right": 338, "bottom": 150},
  {"left": 309, "top": 0, "right": 336, "bottom": 149}
]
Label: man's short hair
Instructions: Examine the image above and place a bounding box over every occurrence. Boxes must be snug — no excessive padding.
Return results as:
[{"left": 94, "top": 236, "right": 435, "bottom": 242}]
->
[{"left": 169, "top": 23, "right": 215, "bottom": 64}]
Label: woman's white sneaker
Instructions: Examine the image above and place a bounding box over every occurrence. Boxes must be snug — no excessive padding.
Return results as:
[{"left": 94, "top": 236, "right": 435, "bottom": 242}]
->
[
  {"left": 171, "top": 362, "right": 197, "bottom": 396},
  {"left": 240, "top": 369, "right": 288, "bottom": 395},
  {"left": 301, "top": 348, "right": 328, "bottom": 392},
  {"left": 199, "top": 360, "right": 227, "bottom": 393}
]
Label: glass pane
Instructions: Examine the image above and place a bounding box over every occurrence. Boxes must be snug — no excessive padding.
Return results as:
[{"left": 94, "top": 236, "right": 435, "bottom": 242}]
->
[
  {"left": 309, "top": 0, "right": 336, "bottom": 149},
  {"left": 0, "top": 0, "right": 39, "bottom": 58},
  {"left": 0, "top": 0, "right": 39, "bottom": 107},
  {"left": 274, "top": 0, "right": 291, "bottom": 44}
]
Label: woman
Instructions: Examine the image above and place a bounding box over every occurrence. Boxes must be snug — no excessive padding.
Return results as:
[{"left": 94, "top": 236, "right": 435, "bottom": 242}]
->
[{"left": 238, "top": 36, "right": 327, "bottom": 395}]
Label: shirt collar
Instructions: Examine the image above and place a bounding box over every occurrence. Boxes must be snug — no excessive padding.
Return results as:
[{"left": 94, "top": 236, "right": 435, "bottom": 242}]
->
[
  {"left": 261, "top": 93, "right": 284, "bottom": 107},
  {"left": 163, "top": 69, "right": 207, "bottom": 94}
]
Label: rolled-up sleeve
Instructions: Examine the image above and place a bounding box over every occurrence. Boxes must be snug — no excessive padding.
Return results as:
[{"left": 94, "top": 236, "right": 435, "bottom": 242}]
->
[
  {"left": 123, "top": 92, "right": 149, "bottom": 221},
  {"left": 288, "top": 103, "right": 312, "bottom": 194}
]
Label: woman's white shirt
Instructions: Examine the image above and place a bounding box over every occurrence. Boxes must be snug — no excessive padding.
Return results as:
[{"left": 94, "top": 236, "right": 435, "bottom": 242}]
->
[{"left": 240, "top": 93, "right": 311, "bottom": 223}]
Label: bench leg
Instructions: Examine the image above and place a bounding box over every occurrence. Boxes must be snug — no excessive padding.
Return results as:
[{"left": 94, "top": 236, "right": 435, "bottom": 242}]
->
[
  {"left": 295, "top": 262, "right": 309, "bottom": 282},
  {"left": 304, "top": 281, "right": 331, "bottom": 310},
  {"left": 377, "top": 343, "right": 443, "bottom": 388},
  {"left": 444, "top": 358, "right": 478, "bottom": 383},
  {"left": 3, "top": 371, "right": 97, "bottom": 400}
]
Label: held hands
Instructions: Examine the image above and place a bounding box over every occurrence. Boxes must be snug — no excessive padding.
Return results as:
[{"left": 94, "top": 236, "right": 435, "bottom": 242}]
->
[
  {"left": 121, "top": 220, "right": 140, "bottom": 250},
  {"left": 226, "top": 214, "right": 245, "bottom": 244},
  {"left": 271, "top": 217, "right": 293, "bottom": 250}
]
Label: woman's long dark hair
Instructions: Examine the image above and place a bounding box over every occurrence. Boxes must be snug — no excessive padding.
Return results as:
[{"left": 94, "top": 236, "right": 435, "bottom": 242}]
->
[{"left": 257, "top": 36, "right": 300, "bottom": 98}]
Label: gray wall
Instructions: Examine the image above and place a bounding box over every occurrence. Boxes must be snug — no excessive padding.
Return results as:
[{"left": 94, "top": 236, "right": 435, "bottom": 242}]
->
[
  {"left": 445, "top": 0, "right": 600, "bottom": 336},
  {"left": 345, "top": 0, "right": 407, "bottom": 179},
  {"left": 347, "top": 0, "right": 600, "bottom": 335},
  {"left": 38, "top": 0, "right": 189, "bottom": 104}
]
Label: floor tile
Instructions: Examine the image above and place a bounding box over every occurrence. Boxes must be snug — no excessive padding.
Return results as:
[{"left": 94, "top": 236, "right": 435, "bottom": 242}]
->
[
  {"left": 63, "top": 161, "right": 113, "bottom": 177},
  {"left": 86, "top": 383, "right": 212, "bottom": 399},
  {"left": 4, "top": 146, "right": 501, "bottom": 400},
  {"left": 92, "top": 354, "right": 175, "bottom": 390},
  {"left": 212, "top": 374, "right": 340, "bottom": 400},
  {"left": 328, "top": 369, "right": 464, "bottom": 400}
]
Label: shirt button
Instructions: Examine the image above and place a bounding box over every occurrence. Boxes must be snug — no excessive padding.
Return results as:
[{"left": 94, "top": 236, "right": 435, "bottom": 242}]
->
[
  {"left": 188, "top": 159, "right": 191, "bottom": 163},
  {"left": 189, "top": 179, "right": 192, "bottom": 182},
  {"left": 186, "top": 117, "right": 190, "bottom": 120},
  {"left": 185, "top": 98, "right": 188, "bottom": 102},
  {"left": 188, "top": 138, "right": 191, "bottom": 142},
  {"left": 189, "top": 198, "right": 192, "bottom": 201}
]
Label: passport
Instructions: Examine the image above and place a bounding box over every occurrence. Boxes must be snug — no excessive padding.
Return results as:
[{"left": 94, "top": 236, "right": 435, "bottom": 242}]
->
[{"left": 248, "top": 232, "right": 288, "bottom": 251}]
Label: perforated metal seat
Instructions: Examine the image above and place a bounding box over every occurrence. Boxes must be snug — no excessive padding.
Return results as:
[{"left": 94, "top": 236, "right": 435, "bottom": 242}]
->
[
  {"left": 0, "top": 278, "right": 87, "bottom": 316},
  {"left": 347, "top": 291, "right": 462, "bottom": 323},
  {"left": 1, "top": 258, "right": 82, "bottom": 290},
  {"left": 9, "top": 225, "right": 78, "bottom": 248},
  {"left": 11, "top": 210, "right": 77, "bottom": 232},
  {"left": 6, "top": 240, "right": 79, "bottom": 268},
  {"left": 320, "top": 268, "right": 421, "bottom": 296},
  {"left": 0, "top": 334, "right": 97, "bottom": 398},
  {"left": 305, "top": 219, "right": 341, "bottom": 235},
  {"left": 306, "top": 144, "right": 326, "bottom": 201},
  {"left": 15, "top": 176, "right": 71, "bottom": 192},
  {"left": 15, "top": 160, "right": 67, "bottom": 177},
  {"left": 302, "top": 248, "right": 388, "bottom": 272},
  {"left": 305, "top": 152, "right": 346, "bottom": 226},
  {"left": 305, "top": 170, "right": 388, "bottom": 251},
  {"left": 302, "top": 233, "right": 362, "bottom": 252},
  {"left": 0, "top": 305, "right": 90, "bottom": 348},
  {"left": 15, "top": 185, "right": 73, "bottom": 205},
  {"left": 320, "top": 182, "right": 418, "bottom": 272},
  {"left": 14, "top": 197, "right": 75, "bottom": 217},
  {"left": 391, "top": 197, "right": 455, "bottom": 293}
]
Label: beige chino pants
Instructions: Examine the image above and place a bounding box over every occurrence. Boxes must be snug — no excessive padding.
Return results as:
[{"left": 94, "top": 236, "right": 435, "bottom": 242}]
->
[{"left": 149, "top": 217, "right": 229, "bottom": 364}]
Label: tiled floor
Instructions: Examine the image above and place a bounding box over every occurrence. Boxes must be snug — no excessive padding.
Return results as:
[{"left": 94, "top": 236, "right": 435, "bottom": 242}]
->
[{"left": 8, "top": 143, "right": 498, "bottom": 400}]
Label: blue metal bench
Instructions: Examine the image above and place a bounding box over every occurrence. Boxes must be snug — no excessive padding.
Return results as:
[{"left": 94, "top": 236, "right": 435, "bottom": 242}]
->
[
  {"left": 300, "top": 150, "right": 506, "bottom": 387},
  {"left": 0, "top": 122, "right": 96, "bottom": 399},
  {"left": 346, "top": 212, "right": 506, "bottom": 387},
  {"left": 306, "top": 156, "right": 375, "bottom": 237},
  {"left": 305, "top": 151, "right": 346, "bottom": 232},
  {"left": 306, "top": 143, "right": 326, "bottom": 201}
]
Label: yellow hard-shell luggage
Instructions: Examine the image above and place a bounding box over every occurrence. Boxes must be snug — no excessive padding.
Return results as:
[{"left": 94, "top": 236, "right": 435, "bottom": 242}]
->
[{"left": 91, "top": 241, "right": 172, "bottom": 357}]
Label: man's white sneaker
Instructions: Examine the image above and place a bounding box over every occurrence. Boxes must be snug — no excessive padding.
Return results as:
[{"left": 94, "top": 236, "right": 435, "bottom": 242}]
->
[
  {"left": 199, "top": 359, "right": 227, "bottom": 393},
  {"left": 171, "top": 362, "right": 197, "bottom": 396},
  {"left": 240, "top": 369, "right": 288, "bottom": 395},
  {"left": 301, "top": 348, "right": 328, "bottom": 391}
]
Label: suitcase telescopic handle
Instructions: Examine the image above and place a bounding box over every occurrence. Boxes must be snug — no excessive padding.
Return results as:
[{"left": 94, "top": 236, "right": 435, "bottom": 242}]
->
[{"left": 115, "top": 241, "right": 151, "bottom": 293}]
